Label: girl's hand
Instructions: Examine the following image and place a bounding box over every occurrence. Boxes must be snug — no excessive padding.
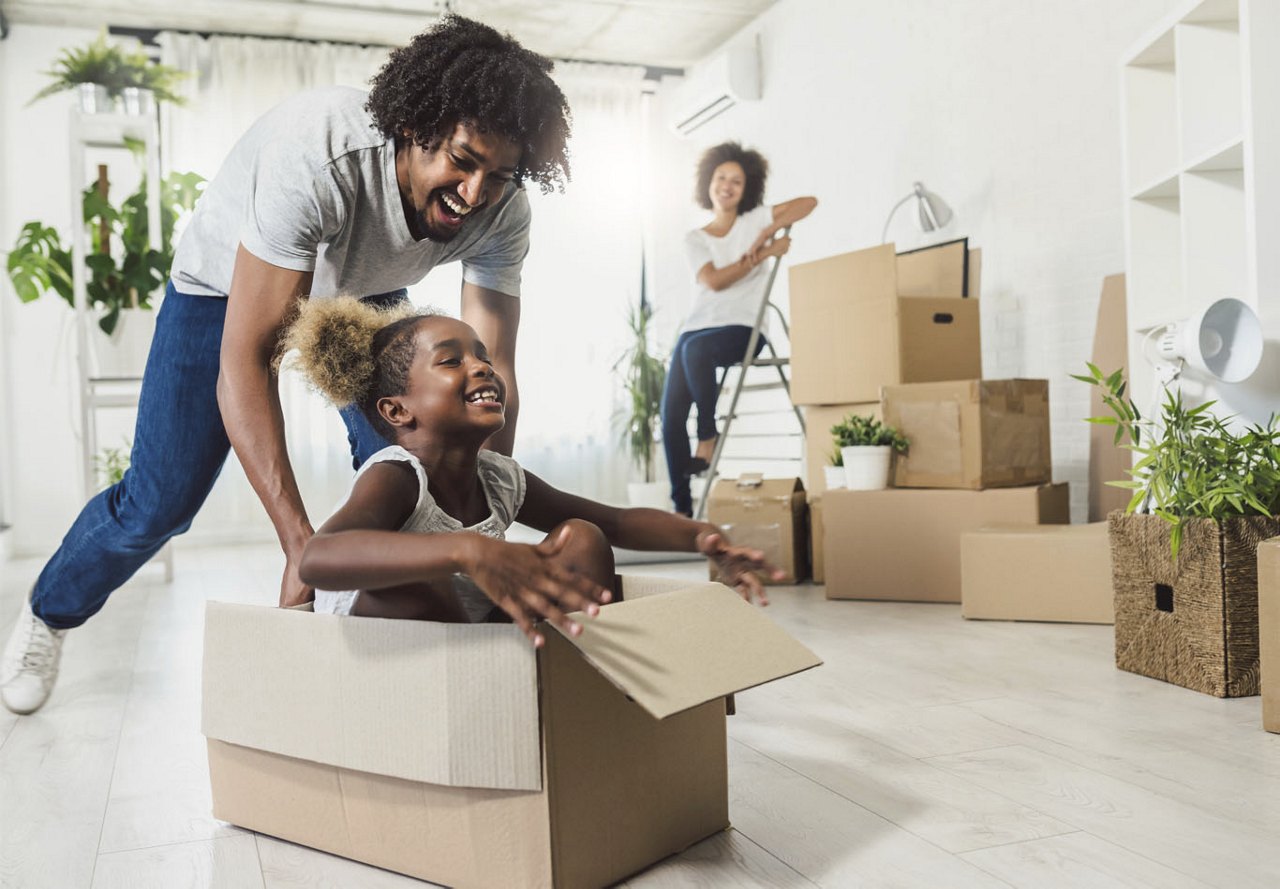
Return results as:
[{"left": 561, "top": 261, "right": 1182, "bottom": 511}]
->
[
  {"left": 696, "top": 530, "right": 780, "bottom": 606},
  {"left": 465, "top": 531, "right": 612, "bottom": 647}
]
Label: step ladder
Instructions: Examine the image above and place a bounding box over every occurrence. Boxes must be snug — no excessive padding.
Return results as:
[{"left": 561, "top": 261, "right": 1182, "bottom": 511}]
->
[{"left": 694, "top": 228, "right": 805, "bottom": 520}]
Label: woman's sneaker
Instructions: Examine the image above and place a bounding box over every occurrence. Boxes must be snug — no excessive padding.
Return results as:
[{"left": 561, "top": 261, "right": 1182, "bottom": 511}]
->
[{"left": 0, "top": 598, "right": 67, "bottom": 715}]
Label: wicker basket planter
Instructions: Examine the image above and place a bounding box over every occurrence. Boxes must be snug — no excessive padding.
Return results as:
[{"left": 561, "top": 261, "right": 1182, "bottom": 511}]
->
[{"left": 1109, "top": 512, "right": 1280, "bottom": 697}]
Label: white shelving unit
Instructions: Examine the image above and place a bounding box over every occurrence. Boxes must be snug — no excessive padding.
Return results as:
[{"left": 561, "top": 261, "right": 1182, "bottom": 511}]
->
[
  {"left": 67, "top": 107, "right": 173, "bottom": 580},
  {"left": 1120, "top": 0, "right": 1280, "bottom": 423}
]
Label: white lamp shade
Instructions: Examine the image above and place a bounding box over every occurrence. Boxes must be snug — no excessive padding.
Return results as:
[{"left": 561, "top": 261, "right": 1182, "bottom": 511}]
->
[
  {"left": 1156, "top": 298, "right": 1263, "bottom": 382},
  {"left": 915, "top": 186, "right": 953, "bottom": 232}
]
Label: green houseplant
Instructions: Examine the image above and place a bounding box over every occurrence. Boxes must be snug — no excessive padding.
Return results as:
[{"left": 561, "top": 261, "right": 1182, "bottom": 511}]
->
[
  {"left": 29, "top": 29, "right": 188, "bottom": 108},
  {"left": 94, "top": 440, "right": 131, "bottom": 490},
  {"left": 831, "top": 413, "right": 908, "bottom": 490},
  {"left": 1076, "top": 361, "right": 1280, "bottom": 697},
  {"left": 613, "top": 299, "right": 667, "bottom": 496},
  {"left": 6, "top": 170, "right": 204, "bottom": 334}
]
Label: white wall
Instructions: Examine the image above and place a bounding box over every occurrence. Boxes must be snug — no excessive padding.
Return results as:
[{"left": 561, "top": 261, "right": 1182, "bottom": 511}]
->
[{"left": 645, "top": 0, "right": 1183, "bottom": 520}]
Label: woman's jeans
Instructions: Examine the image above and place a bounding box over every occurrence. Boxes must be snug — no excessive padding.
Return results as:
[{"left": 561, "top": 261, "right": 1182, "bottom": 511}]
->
[
  {"left": 660, "top": 325, "right": 766, "bottom": 516},
  {"left": 29, "top": 282, "right": 405, "bottom": 629}
]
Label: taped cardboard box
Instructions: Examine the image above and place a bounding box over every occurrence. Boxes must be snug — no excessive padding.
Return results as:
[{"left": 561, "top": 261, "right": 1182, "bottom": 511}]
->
[
  {"left": 824, "top": 484, "right": 1069, "bottom": 602},
  {"left": 789, "top": 243, "right": 982, "bottom": 405},
  {"left": 883, "top": 379, "right": 1052, "bottom": 490},
  {"left": 961, "top": 523, "right": 1114, "bottom": 623},
  {"left": 203, "top": 577, "right": 821, "bottom": 889},
  {"left": 707, "top": 475, "right": 808, "bottom": 583},
  {"left": 810, "top": 494, "right": 826, "bottom": 584},
  {"left": 803, "top": 402, "right": 879, "bottom": 494},
  {"left": 1258, "top": 538, "right": 1280, "bottom": 731}
]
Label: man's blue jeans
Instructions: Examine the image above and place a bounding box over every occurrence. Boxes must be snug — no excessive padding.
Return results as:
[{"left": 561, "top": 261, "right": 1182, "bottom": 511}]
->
[
  {"left": 659, "top": 325, "right": 765, "bottom": 516},
  {"left": 29, "top": 282, "right": 403, "bottom": 629}
]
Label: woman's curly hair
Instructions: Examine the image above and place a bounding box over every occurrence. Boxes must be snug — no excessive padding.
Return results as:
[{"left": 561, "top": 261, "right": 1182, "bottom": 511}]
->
[
  {"left": 694, "top": 142, "right": 768, "bottom": 213},
  {"left": 366, "top": 14, "right": 572, "bottom": 194},
  {"left": 283, "top": 296, "right": 433, "bottom": 440}
]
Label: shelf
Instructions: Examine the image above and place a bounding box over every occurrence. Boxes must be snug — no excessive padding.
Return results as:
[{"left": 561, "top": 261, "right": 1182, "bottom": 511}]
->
[
  {"left": 1124, "top": 63, "right": 1178, "bottom": 190},
  {"left": 70, "top": 111, "right": 157, "bottom": 148},
  {"left": 1126, "top": 195, "right": 1184, "bottom": 330},
  {"left": 1182, "top": 168, "right": 1247, "bottom": 305},
  {"left": 1129, "top": 27, "right": 1176, "bottom": 66},
  {"left": 1184, "top": 0, "right": 1238, "bottom": 24},
  {"left": 1131, "top": 171, "right": 1180, "bottom": 200},
  {"left": 1184, "top": 136, "right": 1244, "bottom": 173},
  {"left": 1176, "top": 18, "right": 1243, "bottom": 165}
]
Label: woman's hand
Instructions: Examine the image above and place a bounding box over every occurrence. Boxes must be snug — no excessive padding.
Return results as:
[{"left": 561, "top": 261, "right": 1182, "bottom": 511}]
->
[
  {"left": 746, "top": 225, "right": 779, "bottom": 264},
  {"left": 464, "top": 531, "right": 612, "bottom": 647},
  {"left": 696, "top": 529, "right": 780, "bottom": 606}
]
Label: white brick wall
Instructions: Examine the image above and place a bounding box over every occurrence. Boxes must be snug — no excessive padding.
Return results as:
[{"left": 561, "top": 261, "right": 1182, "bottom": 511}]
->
[{"left": 645, "top": 0, "right": 1183, "bottom": 521}]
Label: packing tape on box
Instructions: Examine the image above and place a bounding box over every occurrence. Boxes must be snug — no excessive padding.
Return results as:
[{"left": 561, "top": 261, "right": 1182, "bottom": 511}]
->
[{"left": 898, "top": 400, "right": 963, "bottom": 475}]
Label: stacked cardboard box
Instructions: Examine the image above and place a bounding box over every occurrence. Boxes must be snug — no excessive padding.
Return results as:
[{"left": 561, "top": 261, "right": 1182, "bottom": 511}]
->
[{"left": 706, "top": 475, "right": 808, "bottom": 584}]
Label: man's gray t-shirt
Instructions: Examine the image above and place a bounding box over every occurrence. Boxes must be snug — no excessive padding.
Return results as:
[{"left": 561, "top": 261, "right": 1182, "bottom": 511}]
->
[{"left": 170, "top": 85, "right": 530, "bottom": 299}]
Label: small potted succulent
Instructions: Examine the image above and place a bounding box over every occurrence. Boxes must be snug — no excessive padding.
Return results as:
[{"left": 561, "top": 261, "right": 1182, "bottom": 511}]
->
[
  {"left": 831, "top": 413, "right": 909, "bottom": 490},
  {"left": 824, "top": 448, "right": 845, "bottom": 491}
]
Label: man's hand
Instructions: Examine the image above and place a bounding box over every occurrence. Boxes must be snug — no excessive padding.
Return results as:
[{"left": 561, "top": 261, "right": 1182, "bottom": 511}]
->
[
  {"left": 697, "top": 529, "right": 781, "bottom": 606},
  {"left": 465, "top": 530, "right": 613, "bottom": 647},
  {"left": 280, "top": 533, "right": 316, "bottom": 607}
]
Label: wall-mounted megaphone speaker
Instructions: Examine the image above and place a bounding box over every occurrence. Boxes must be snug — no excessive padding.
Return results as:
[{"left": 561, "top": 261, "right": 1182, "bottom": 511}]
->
[{"left": 1155, "top": 297, "right": 1263, "bottom": 383}]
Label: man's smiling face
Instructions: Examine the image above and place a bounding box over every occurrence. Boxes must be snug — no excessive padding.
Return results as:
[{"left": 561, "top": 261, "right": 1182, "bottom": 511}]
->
[{"left": 396, "top": 121, "right": 522, "bottom": 242}]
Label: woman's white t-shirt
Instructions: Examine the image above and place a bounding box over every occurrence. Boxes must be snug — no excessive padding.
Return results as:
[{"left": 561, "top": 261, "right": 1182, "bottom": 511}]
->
[
  {"left": 313, "top": 445, "right": 526, "bottom": 620},
  {"left": 679, "top": 205, "right": 774, "bottom": 335}
]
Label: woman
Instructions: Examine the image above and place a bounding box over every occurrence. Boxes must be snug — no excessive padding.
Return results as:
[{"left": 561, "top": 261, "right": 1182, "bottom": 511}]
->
[{"left": 660, "top": 142, "right": 817, "bottom": 515}]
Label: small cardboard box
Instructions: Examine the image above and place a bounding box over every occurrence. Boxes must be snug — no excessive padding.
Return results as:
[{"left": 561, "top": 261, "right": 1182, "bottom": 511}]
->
[
  {"left": 883, "top": 379, "right": 1052, "bottom": 490},
  {"left": 788, "top": 243, "right": 982, "bottom": 405},
  {"left": 824, "top": 484, "right": 1069, "bottom": 602},
  {"left": 203, "top": 577, "right": 821, "bottom": 889},
  {"left": 810, "top": 494, "right": 826, "bottom": 584},
  {"left": 707, "top": 475, "right": 808, "bottom": 583},
  {"left": 803, "top": 402, "right": 879, "bottom": 494},
  {"left": 1259, "top": 538, "right": 1280, "bottom": 731},
  {"left": 961, "top": 523, "right": 1114, "bottom": 623}
]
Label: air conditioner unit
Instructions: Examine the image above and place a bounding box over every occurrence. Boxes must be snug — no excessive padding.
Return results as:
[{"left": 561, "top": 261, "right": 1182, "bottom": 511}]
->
[{"left": 668, "top": 38, "right": 762, "bottom": 137}]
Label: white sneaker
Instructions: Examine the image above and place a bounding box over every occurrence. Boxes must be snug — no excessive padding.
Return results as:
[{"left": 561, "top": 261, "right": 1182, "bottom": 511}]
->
[{"left": 1, "top": 598, "right": 68, "bottom": 715}]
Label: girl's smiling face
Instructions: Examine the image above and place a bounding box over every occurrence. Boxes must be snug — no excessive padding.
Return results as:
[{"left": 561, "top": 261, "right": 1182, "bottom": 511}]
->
[
  {"left": 708, "top": 161, "right": 746, "bottom": 214},
  {"left": 380, "top": 316, "right": 506, "bottom": 440}
]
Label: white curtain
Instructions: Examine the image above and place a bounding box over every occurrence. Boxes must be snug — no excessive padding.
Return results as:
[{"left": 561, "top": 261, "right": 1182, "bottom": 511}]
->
[{"left": 156, "top": 34, "right": 650, "bottom": 542}]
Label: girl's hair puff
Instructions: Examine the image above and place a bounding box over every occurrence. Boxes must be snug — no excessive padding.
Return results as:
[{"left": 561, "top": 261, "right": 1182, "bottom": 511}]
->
[{"left": 283, "top": 297, "right": 429, "bottom": 439}]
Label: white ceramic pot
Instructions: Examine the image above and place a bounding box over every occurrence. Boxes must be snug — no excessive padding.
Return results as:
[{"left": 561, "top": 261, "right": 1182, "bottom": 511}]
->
[
  {"left": 89, "top": 308, "right": 156, "bottom": 379},
  {"left": 121, "top": 87, "right": 155, "bottom": 116},
  {"left": 822, "top": 465, "right": 846, "bottom": 491},
  {"left": 627, "top": 480, "right": 670, "bottom": 510},
  {"left": 840, "top": 445, "right": 892, "bottom": 490},
  {"left": 77, "top": 83, "right": 115, "bottom": 114}
]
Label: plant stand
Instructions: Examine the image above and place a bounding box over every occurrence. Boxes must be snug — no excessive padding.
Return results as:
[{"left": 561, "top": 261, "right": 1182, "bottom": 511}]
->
[
  {"left": 1109, "top": 512, "right": 1280, "bottom": 697},
  {"left": 68, "top": 107, "right": 172, "bottom": 580}
]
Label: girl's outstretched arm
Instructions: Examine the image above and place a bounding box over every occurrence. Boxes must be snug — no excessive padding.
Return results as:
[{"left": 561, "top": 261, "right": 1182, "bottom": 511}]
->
[{"left": 516, "top": 472, "right": 781, "bottom": 603}]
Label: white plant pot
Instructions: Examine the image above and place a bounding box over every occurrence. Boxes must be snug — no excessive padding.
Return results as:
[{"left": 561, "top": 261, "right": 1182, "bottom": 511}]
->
[
  {"left": 77, "top": 83, "right": 115, "bottom": 114},
  {"left": 627, "top": 480, "right": 670, "bottom": 510},
  {"left": 89, "top": 308, "right": 156, "bottom": 379},
  {"left": 840, "top": 445, "right": 892, "bottom": 490},
  {"left": 822, "top": 465, "right": 847, "bottom": 491},
  {"left": 121, "top": 87, "right": 155, "bottom": 116}
]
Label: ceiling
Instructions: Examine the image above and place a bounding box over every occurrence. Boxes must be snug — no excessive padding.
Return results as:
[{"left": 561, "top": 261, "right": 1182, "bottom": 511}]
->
[{"left": 2, "top": 0, "right": 778, "bottom": 69}]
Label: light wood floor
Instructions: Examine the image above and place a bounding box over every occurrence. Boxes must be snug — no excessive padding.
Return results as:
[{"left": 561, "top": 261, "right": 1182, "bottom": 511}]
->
[{"left": 2, "top": 544, "right": 1279, "bottom": 889}]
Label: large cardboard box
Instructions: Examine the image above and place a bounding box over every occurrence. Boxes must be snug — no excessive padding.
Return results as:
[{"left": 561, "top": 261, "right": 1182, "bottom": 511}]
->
[
  {"left": 810, "top": 494, "right": 826, "bottom": 584},
  {"left": 896, "top": 237, "right": 970, "bottom": 297},
  {"left": 803, "top": 402, "right": 879, "bottom": 494},
  {"left": 1089, "top": 274, "right": 1132, "bottom": 521},
  {"left": 824, "top": 484, "right": 1069, "bottom": 602},
  {"left": 883, "top": 379, "right": 1052, "bottom": 490},
  {"left": 789, "top": 243, "right": 982, "bottom": 405},
  {"left": 961, "top": 523, "right": 1114, "bottom": 623},
  {"left": 1259, "top": 538, "right": 1280, "bottom": 731},
  {"left": 707, "top": 475, "right": 808, "bottom": 583},
  {"left": 203, "top": 577, "right": 821, "bottom": 889}
]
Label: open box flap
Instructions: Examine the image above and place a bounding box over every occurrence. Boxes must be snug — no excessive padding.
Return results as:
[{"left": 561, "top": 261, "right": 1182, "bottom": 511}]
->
[
  {"left": 201, "top": 602, "right": 542, "bottom": 791},
  {"left": 552, "top": 583, "right": 822, "bottom": 720}
]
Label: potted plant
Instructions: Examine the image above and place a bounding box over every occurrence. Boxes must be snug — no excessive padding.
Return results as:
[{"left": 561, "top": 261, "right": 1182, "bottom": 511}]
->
[
  {"left": 1076, "top": 362, "right": 1280, "bottom": 697},
  {"left": 6, "top": 169, "right": 204, "bottom": 373},
  {"left": 29, "top": 29, "right": 188, "bottom": 114},
  {"left": 831, "top": 413, "right": 909, "bottom": 490},
  {"left": 613, "top": 299, "right": 667, "bottom": 508},
  {"left": 824, "top": 448, "right": 845, "bottom": 491},
  {"left": 94, "top": 440, "right": 131, "bottom": 490}
]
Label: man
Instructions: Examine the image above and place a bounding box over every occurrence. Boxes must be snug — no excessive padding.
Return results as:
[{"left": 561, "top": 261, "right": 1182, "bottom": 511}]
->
[{"left": 1, "top": 15, "right": 571, "bottom": 715}]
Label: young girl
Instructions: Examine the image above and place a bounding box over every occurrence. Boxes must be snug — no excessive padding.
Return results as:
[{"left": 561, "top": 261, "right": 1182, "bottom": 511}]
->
[{"left": 287, "top": 297, "right": 780, "bottom": 646}]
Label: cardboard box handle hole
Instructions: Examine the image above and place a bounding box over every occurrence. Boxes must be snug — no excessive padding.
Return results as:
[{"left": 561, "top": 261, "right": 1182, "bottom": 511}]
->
[{"left": 932, "top": 312, "right": 955, "bottom": 324}]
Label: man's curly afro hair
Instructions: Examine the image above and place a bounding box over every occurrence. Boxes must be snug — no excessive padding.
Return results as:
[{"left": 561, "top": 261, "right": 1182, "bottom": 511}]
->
[
  {"left": 366, "top": 14, "right": 572, "bottom": 194},
  {"left": 694, "top": 142, "right": 768, "bottom": 214}
]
